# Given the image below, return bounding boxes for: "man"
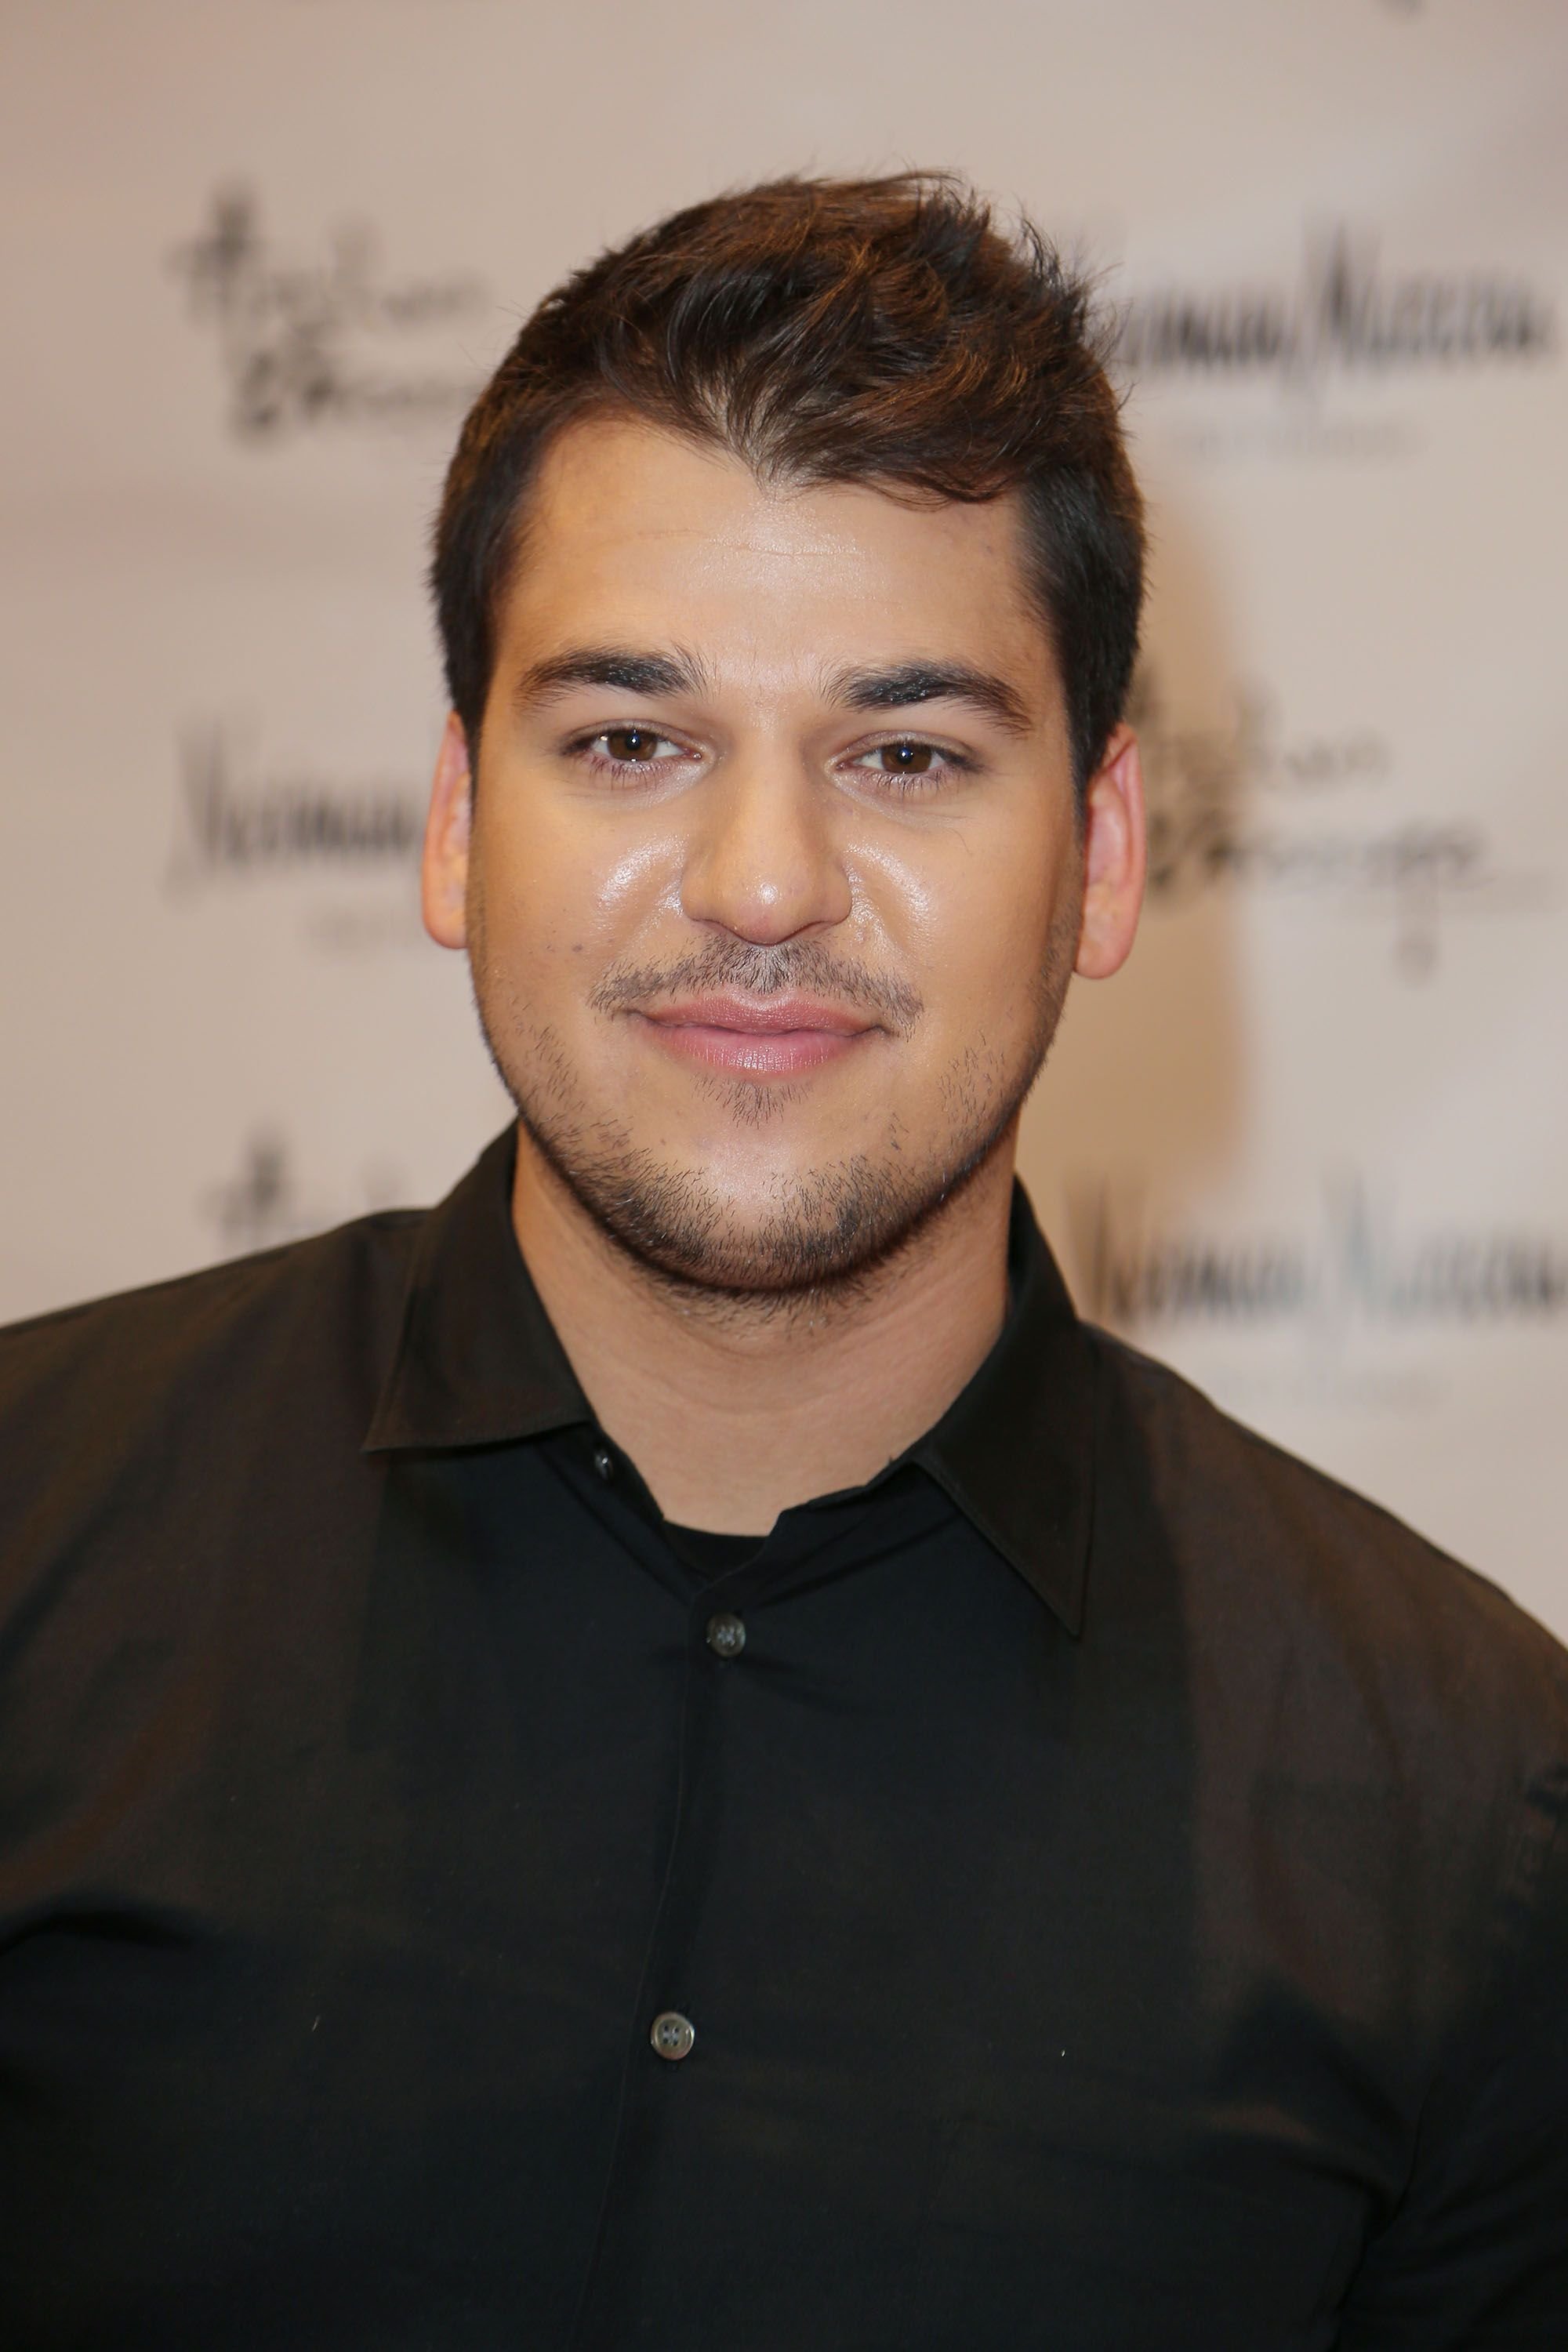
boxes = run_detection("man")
[0,176,1563,2350]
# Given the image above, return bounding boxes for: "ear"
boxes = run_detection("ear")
[1074,723,1146,981]
[422,713,474,951]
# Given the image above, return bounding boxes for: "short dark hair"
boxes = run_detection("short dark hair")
[432,172,1145,794]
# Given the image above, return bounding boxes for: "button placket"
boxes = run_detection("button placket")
[575,1579,758,2336]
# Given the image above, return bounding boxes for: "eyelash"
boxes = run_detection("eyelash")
[565,729,976,793]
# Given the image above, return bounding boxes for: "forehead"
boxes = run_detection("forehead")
[496,413,1053,698]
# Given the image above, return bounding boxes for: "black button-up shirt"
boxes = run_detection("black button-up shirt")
[1,1130,1565,2350]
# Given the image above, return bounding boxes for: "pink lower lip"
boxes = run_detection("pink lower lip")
[638,1018,871,1076]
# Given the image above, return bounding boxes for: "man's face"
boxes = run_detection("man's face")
[426,414,1138,1294]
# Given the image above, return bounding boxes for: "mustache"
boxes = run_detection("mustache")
[588,937,924,1036]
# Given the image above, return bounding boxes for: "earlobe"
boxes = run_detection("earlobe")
[1074,724,1147,982]
[422,713,474,952]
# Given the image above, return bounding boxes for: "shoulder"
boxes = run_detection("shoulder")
[1083,1327,1568,2037]
[0,1208,428,1499]
[1085,1321,1568,1824]
[0,1205,428,1377]
[1086,1319,1568,1702]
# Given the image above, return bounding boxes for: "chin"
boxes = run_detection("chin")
[492,996,1037,1304]
[541,1115,997,1304]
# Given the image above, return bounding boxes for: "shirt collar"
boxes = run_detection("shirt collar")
[365,1127,1097,1635]
[362,1129,591,1452]
[909,1181,1098,1635]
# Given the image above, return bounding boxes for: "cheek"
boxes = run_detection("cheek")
[851,827,1069,1025]
[477,800,681,969]
[847,836,943,951]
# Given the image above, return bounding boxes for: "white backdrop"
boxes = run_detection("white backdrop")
[2,0,1565,1632]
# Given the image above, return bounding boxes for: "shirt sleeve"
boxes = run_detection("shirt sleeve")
[1337,1762,1568,2349]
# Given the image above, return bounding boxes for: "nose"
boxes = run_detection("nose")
[679,756,853,945]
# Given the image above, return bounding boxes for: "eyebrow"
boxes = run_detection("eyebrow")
[510,646,1034,737]
[825,660,1033,737]
[510,647,706,711]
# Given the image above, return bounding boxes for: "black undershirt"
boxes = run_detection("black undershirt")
[661,1522,765,1578]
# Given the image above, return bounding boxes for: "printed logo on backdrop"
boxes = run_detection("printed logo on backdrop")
[169,189,490,439]
[202,1132,407,1255]
[1065,1176,1568,1411]
[1131,669,1554,978]
[168,717,427,954]
[1111,227,1557,461]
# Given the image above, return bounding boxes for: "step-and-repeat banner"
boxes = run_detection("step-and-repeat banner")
[3,0,1564,1632]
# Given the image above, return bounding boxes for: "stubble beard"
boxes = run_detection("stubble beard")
[470,913,1079,1308]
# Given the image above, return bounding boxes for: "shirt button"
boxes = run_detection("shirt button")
[591,1444,615,1483]
[706,1612,746,1659]
[649,2009,696,2061]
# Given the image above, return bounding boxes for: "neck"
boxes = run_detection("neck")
[510,1132,1017,1534]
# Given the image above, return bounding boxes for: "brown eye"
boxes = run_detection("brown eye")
[848,738,967,788]
[604,727,662,763]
